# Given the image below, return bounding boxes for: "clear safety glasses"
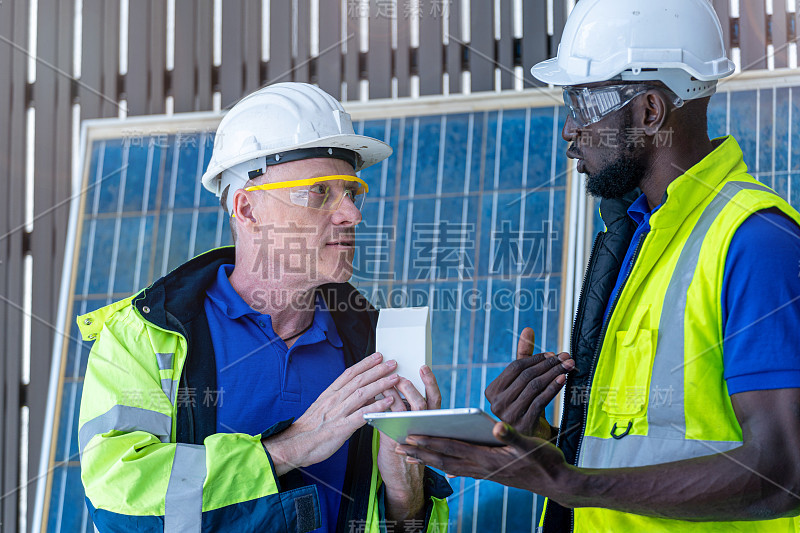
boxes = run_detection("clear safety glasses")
[563,84,684,128]
[244,175,369,211]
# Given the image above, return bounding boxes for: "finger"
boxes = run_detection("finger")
[493,421,535,451]
[395,378,427,411]
[337,358,398,398]
[349,395,395,428]
[516,327,536,360]
[420,365,442,410]
[405,435,494,459]
[506,358,571,415]
[516,376,567,434]
[504,353,571,404]
[485,351,551,399]
[341,373,401,414]
[329,352,383,391]
[488,353,563,416]
[384,387,406,412]
[397,443,476,475]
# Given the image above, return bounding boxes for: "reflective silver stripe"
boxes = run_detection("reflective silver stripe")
[648,180,775,439]
[156,352,174,371]
[580,181,776,469]
[579,435,741,468]
[161,378,177,405]
[78,405,172,454]
[165,444,206,532]
[156,353,176,404]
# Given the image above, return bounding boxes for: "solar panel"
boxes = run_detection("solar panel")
[45,83,800,531]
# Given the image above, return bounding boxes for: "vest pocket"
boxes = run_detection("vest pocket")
[600,310,657,420]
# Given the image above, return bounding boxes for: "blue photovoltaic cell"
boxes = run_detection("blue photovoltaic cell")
[773,88,791,198]
[757,88,774,185]
[730,90,758,169]
[707,91,729,140]
[48,85,800,532]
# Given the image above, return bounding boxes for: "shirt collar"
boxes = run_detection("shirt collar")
[312,293,344,348]
[205,264,259,320]
[627,193,660,227]
[206,265,343,348]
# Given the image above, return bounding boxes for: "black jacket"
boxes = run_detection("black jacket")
[132,246,451,532]
[542,192,639,533]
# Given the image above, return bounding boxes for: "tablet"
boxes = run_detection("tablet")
[364,408,504,447]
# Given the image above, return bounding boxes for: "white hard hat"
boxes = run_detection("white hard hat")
[531,0,735,99]
[202,82,392,213]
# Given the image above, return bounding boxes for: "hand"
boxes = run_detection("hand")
[398,422,570,498]
[378,365,442,523]
[484,327,573,438]
[263,352,400,475]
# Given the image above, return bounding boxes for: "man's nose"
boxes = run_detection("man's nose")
[562,112,578,142]
[332,195,362,226]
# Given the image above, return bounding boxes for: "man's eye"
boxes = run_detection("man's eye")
[309,184,328,195]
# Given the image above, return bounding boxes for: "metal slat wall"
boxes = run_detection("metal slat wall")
[368,4,392,98]
[741,0,768,70]
[343,1,362,100]
[773,0,790,69]
[29,1,75,532]
[243,0,263,95]
[497,0,514,90]
[267,0,292,89]
[0,0,793,531]
[221,0,246,107]
[317,0,343,98]
[395,7,412,97]
[522,0,547,89]
[0,0,27,530]
[173,0,214,113]
[419,2,443,95]
[446,0,463,94]
[469,1,494,92]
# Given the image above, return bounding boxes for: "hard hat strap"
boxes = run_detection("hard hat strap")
[248,147,361,180]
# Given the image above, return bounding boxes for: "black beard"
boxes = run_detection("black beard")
[584,113,647,199]
[585,154,646,199]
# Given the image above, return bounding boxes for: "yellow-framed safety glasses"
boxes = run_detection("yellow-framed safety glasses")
[244,175,369,211]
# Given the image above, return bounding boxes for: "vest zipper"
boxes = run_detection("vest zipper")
[569,231,646,533]
[556,232,602,451]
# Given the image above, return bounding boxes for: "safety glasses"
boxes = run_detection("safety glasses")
[563,84,684,128]
[244,175,369,211]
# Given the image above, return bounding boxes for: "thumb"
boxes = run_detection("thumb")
[516,327,535,360]
[493,421,527,449]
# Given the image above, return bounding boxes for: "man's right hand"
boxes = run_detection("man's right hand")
[262,352,400,475]
[484,327,574,440]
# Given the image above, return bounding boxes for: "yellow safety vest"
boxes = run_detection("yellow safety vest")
[573,137,800,532]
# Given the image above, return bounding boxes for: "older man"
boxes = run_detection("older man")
[77,83,450,533]
[399,1,800,531]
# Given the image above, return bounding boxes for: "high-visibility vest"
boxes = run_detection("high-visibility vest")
[573,136,800,532]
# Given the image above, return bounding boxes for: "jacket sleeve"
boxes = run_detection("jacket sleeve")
[78,306,320,533]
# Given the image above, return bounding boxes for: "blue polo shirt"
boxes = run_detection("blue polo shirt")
[605,194,800,394]
[204,264,348,532]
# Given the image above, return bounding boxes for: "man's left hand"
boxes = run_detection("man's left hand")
[397,422,570,497]
[377,365,442,525]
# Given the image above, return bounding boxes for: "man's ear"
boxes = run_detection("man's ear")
[641,90,670,136]
[232,188,259,230]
